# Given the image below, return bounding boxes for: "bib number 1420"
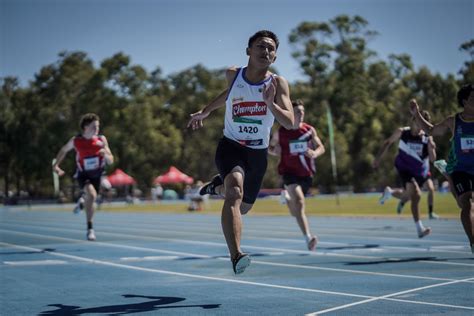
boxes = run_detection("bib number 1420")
[239,126,258,134]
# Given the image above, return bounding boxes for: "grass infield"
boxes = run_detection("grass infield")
[26,192,461,219]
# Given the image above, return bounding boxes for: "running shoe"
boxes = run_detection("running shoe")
[379,186,392,205]
[433,159,447,174]
[199,174,223,196]
[418,227,432,238]
[232,253,251,274]
[73,196,85,214]
[279,190,290,205]
[396,201,405,214]
[87,229,96,241]
[307,235,318,251]
[429,212,440,220]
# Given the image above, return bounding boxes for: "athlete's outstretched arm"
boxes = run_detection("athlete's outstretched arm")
[52,137,75,176]
[263,76,294,129]
[305,127,325,159]
[409,99,454,137]
[372,128,403,169]
[187,68,238,130]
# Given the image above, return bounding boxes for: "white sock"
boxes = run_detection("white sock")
[304,234,312,243]
[415,221,424,233]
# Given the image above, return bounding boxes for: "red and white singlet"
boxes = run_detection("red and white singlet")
[73,135,106,173]
[278,123,316,177]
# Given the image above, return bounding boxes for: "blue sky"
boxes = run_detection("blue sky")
[1,0,472,86]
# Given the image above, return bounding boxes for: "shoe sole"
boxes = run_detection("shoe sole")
[418,228,432,238]
[307,236,318,251]
[234,255,251,274]
[199,183,212,196]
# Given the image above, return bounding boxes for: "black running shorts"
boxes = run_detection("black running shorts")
[450,171,474,196]
[282,174,313,195]
[396,168,428,189]
[75,170,103,193]
[215,137,268,204]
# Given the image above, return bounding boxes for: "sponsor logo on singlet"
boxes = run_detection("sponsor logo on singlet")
[232,102,267,117]
[238,139,264,146]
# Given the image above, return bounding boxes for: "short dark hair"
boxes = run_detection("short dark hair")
[457,84,473,107]
[80,113,99,130]
[248,30,279,49]
[291,99,304,107]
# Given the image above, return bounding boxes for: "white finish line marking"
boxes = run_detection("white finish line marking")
[3,259,67,266]
[120,256,180,262]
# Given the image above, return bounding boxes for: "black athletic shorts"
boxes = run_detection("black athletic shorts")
[215,137,267,204]
[450,171,474,196]
[75,170,103,193]
[282,174,312,195]
[396,168,428,189]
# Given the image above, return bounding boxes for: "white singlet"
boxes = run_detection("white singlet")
[223,67,275,149]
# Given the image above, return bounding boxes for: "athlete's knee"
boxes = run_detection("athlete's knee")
[85,185,97,199]
[294,196,304,208]
[458,193,473,211]
[411,186,421,199]
[225,185,243,202]
[410,193,420,204]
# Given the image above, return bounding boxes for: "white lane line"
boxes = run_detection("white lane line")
[306,276,474,315]
[418,260,474,267]
[2,241,473,312]
[2,222,474,266]
[1,228,472,283]
[3,259,67,266]
[120,256,180,262]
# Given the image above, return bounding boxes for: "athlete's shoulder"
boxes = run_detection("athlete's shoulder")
[73,134,83,141]
[302,122,315,130]
[273,74,289,86]
[225,66,240,85]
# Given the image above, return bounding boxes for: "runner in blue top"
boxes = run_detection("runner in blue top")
[373,111,435,238]
[410,84,474,253]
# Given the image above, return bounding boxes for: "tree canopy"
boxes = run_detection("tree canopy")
[1,15,472,199]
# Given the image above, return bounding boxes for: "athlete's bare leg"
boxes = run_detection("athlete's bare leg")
[286,184,311,237]
[458,192,474,246]
[221,167,245,260]
[83,183,97,224]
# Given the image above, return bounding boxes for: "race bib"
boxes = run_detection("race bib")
[84,157,100,171]
[289,140,308,155]
[407,142,423,156]
[460,136,474,152]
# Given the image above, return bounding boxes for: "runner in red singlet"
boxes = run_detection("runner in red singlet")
[53,113,114,241]
[269,99,325,251]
